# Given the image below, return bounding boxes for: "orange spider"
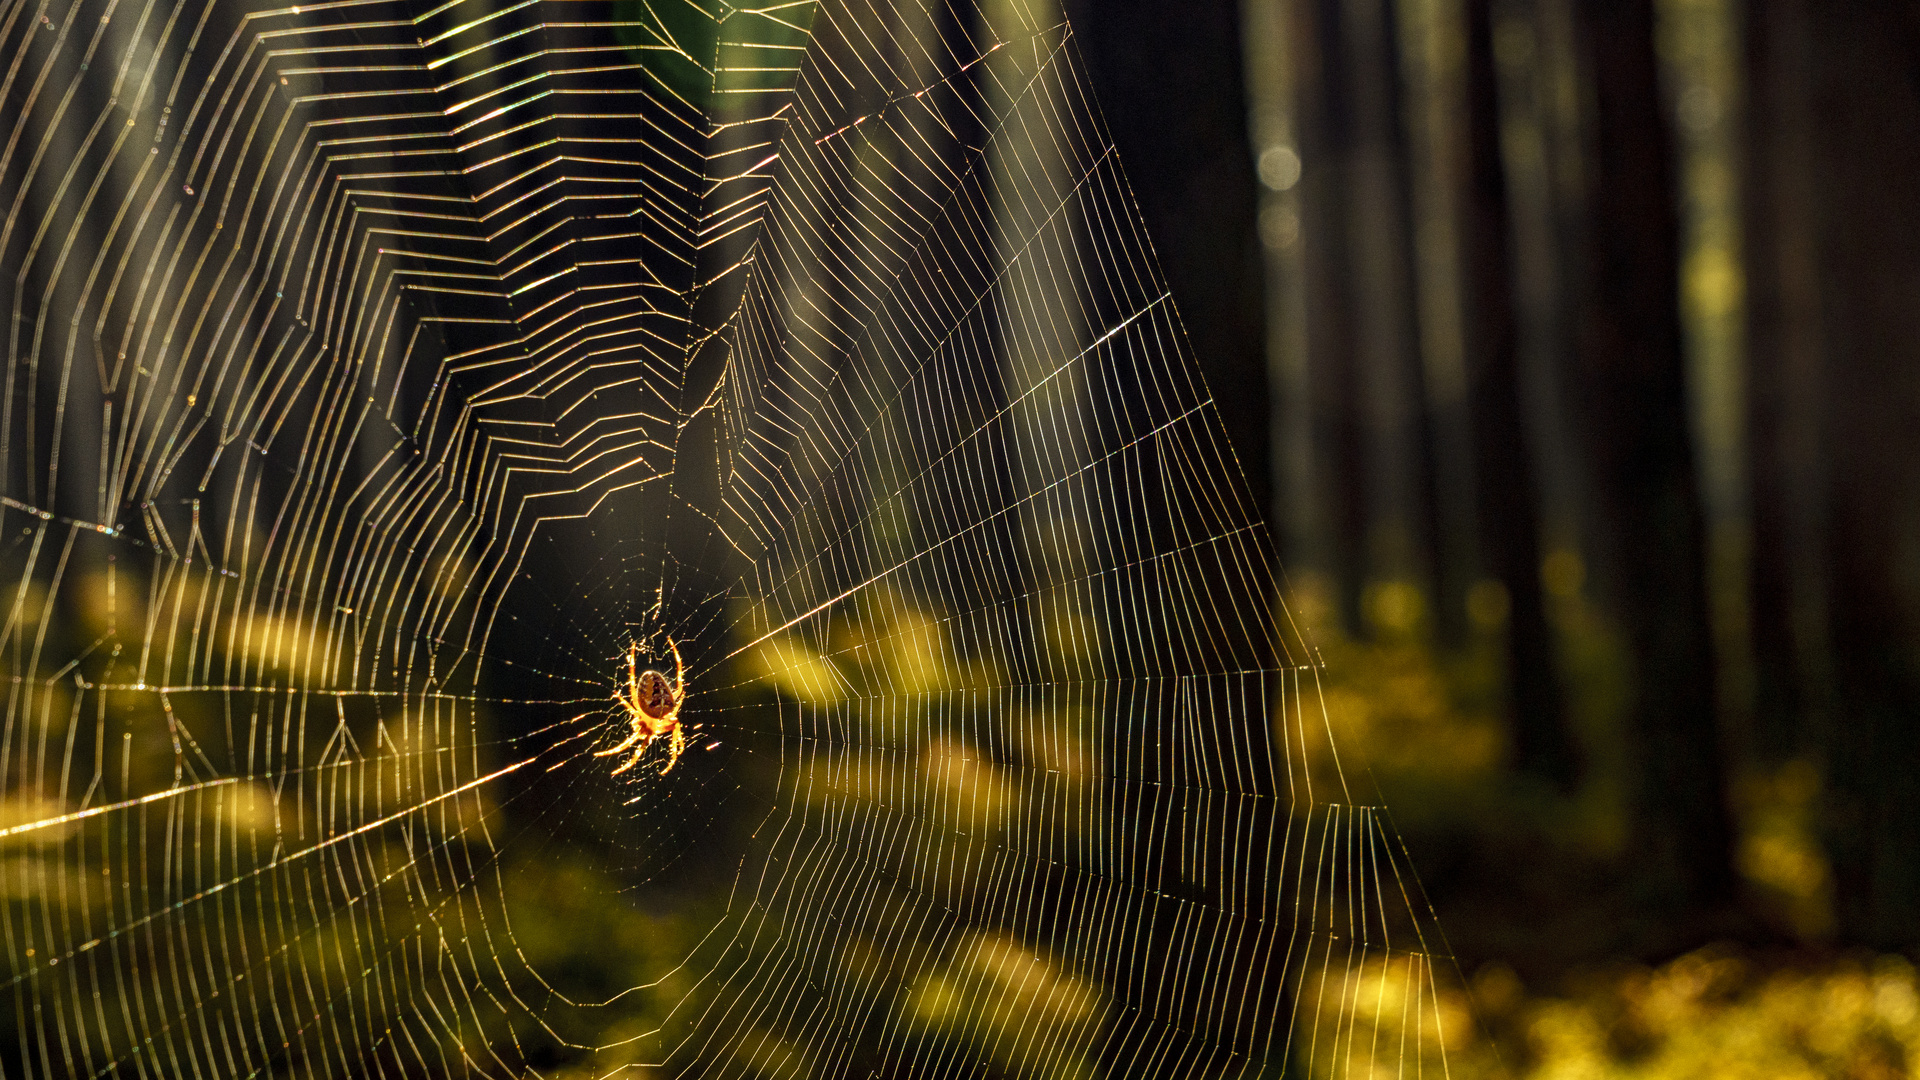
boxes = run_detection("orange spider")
[595,637,687,776]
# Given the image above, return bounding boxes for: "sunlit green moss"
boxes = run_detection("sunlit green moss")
[1733,759,1834,940]
[1290,947,1920,1078]
[748,632,848,706]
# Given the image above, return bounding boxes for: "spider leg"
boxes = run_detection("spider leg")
[659,719,686,775]
[594,727,641,757]
[609,734,651,775]
[668,637,685,700]
[598,646,648,760]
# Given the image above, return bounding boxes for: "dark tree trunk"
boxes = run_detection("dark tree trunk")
[1298,0,1371,634]
[1741,0,1826,767]
[1569,0,1735,916]
[1462,0,1574,789]
[1068,0,1271,530]
[1798,1,1920,951]
[1339,0,1432,618]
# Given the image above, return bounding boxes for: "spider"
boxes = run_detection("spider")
[595,637,688,776]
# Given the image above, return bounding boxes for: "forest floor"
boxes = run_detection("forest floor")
[1293,572,1911,1078]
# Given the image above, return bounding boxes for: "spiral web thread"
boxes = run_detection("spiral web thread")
[0,0,1461,1075]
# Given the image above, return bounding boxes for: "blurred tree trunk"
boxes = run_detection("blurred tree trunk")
[1569,0,1735,916]
[1741,0,1825,768]
[1339,0,1433,616]
[1462,0,1574,788]
[1297,0,1371,633]
[1397,0,1476,647]
[1069,0,1271,529]
[1793,1,1920,951]
[1278,0,1443,635]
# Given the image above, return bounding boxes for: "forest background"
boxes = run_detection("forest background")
[1070,0,1920,1072]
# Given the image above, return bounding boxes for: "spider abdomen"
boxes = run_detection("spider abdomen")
[636,670,675,719]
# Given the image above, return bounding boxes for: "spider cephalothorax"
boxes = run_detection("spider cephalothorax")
[595,637,687,776]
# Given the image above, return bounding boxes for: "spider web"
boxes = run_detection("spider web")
[0,0,1459,1075]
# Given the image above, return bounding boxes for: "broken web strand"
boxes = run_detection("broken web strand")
[0,0,1472,1076]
